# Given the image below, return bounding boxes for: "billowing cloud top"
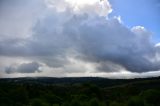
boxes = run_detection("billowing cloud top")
[0,0,160,78]
[45,0,112,16]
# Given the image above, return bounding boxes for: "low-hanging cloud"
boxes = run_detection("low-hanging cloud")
[5,62,41,74]
[1,0,160,76]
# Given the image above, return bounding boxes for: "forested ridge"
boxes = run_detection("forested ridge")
[0,77,160,106]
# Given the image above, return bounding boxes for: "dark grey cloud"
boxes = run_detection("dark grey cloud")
[0,0,160,75]
[0,37,28,56]
[5,62,41,74]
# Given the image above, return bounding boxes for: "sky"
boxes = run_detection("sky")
[0,0,160,78]
[110,0,160,42]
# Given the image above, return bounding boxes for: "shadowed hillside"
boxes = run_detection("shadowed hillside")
[0,77,160,106]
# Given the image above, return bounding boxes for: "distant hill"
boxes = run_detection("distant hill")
[0,77,160,88]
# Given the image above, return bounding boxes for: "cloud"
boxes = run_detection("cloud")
[0,0,160,77]
[0,0,46,39]
[5,62,41,74]
[29,11,160,73]
[45,0,112,16]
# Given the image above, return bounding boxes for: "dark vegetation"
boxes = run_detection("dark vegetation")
[0,77,160,106]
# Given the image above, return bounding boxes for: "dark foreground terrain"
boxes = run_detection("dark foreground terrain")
[0,77,160,106]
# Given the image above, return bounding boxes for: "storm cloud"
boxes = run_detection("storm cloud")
[5,62,41,74]
[0,0,160,77]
